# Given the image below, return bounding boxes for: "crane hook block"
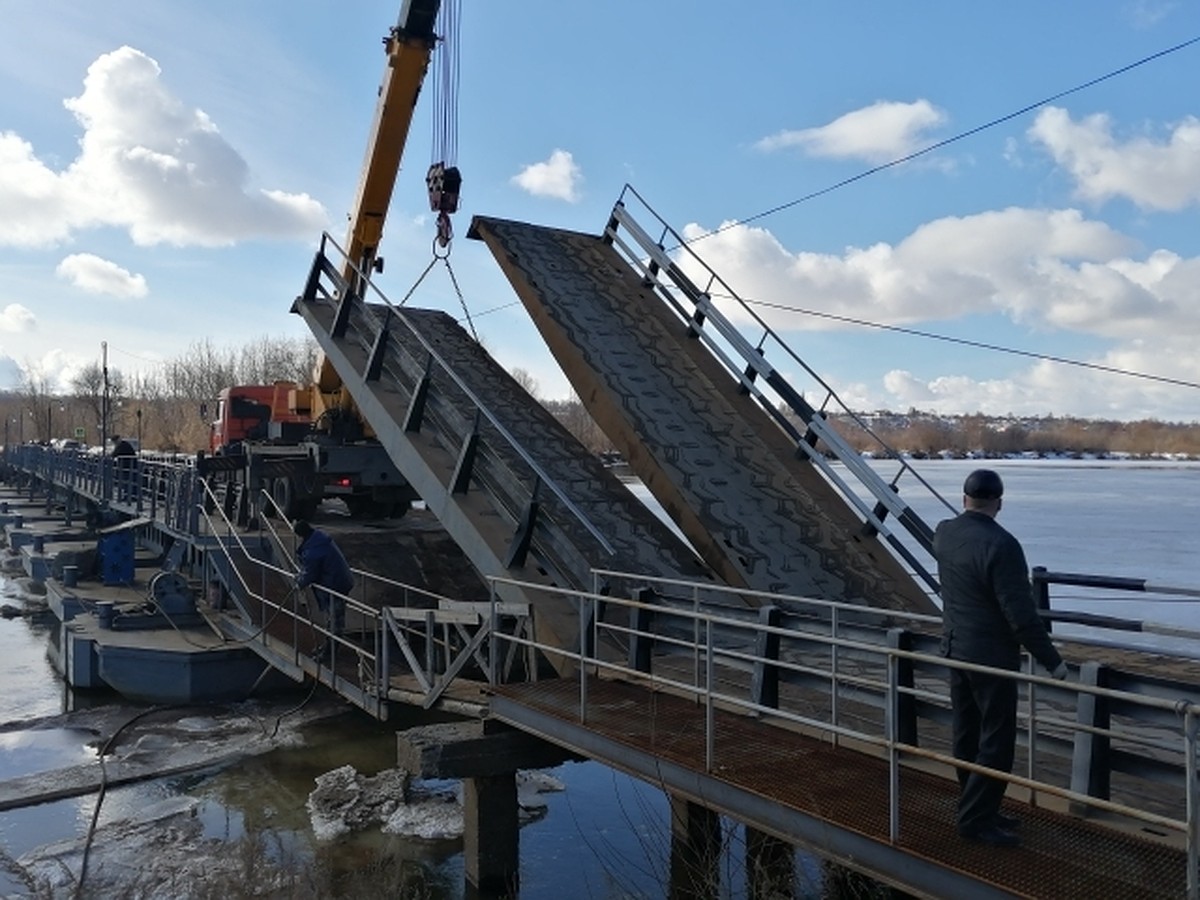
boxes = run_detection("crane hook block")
[426,162,463,214]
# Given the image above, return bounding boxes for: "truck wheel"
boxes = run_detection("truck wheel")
[343,495,371,518]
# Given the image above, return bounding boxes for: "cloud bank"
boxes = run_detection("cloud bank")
[0,46,327,250]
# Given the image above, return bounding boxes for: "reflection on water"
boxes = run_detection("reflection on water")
[0,728,96,780]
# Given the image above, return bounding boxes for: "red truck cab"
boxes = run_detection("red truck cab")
[209,384,312,455]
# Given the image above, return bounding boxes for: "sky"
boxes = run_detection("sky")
[1,0,1198,422]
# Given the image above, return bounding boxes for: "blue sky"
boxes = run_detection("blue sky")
[1,0,1198,422]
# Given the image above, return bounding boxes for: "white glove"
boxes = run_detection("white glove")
[1051,662,1069,680]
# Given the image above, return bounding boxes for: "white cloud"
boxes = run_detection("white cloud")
[756,100,948,164]
[0,132,74,248]
[0,46,328,250]
[0,352,24,390]
[867,341,1200,420]
[1125,0,1179,28]
[56,253,148,298]
[510,149,583,202]
[677,209,1200,419]
[0,304,36,333]
[678,207,1189,338]
[1028,106,1200,212]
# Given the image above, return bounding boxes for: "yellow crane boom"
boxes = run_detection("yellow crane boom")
[317,0,443,394]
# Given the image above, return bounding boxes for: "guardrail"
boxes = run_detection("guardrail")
[3,443,203,534]
[1035,567,1200,654]
[197,478,524,717]
[301,232,618,580]
[488,571,1199,897]
[606,186,955,590]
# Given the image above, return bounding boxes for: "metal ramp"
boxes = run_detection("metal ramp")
[469,192,942,615]
[291,234,710,664]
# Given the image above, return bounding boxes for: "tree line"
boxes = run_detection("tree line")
[2,340,1196,459]
[825,410,1200,459]
[2,336,319,452]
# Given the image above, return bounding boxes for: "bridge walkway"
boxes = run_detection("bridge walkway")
[490,675,1184,900]
[482,574,1195,899]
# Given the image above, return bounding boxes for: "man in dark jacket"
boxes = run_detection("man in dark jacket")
[293,520,355,654]
[933,468,1068,847]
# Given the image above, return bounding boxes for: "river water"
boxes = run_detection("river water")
[0,459,1196,898]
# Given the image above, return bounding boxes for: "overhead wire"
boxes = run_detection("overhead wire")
[443,38,1200,391]
[665,36,1200,394]
[737,294,1200,391]
[689,35,1200,241]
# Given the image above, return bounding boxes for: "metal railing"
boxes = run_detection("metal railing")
[604,186,957,591]
[489,571,1199,897]
[197,477,514,716]
[1035,567,1200,656]
[300,233,618,578]
[3,443,203,533]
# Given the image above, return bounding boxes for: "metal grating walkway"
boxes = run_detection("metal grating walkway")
[489,678,1187,899]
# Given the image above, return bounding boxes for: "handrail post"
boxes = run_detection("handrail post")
[1027,654,1038,801]
[579,593,589,724]
[488,581,498,686]
[1186,708,1198,900]
[705,618,714,773]
[887,651,900,842]
[830,606,840,747]
[379,611,390,712]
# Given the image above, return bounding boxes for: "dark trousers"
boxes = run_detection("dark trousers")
[950,665,1018,833]
[312,588,345,635]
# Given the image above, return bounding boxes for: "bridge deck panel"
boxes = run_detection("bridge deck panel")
[490,678,1186,899]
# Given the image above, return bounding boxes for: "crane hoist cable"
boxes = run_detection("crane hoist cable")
[396,248,479,342]
[426,0,462,248]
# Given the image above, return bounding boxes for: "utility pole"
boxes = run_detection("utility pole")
[101,341,111,500]
[101,340,109,447]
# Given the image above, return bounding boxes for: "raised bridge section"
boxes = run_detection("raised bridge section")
[292,236,709,663]
[468,201,938,615]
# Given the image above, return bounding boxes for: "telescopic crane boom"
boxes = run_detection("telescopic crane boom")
[317,0,443,394]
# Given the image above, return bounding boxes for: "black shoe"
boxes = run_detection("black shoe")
[960,824,1021,847]
[994,812,1022,830]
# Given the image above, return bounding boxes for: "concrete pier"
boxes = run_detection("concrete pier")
[395,720,579,895]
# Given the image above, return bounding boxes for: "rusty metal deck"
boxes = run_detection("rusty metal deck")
[488,678,1186,899]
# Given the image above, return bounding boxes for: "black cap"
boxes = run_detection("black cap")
[963,468,1004,500]
[293,519,313,538]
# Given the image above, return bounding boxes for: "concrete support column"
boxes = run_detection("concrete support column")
[668,795,721,900]
[462,772,519,895]
[745,827,794,899]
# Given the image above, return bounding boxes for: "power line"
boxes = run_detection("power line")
[693,35,1200,240]
[741,294,1200,391]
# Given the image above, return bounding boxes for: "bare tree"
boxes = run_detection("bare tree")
[509,367,540,399]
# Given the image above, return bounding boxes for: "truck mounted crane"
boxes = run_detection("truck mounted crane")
[207,1,454,520]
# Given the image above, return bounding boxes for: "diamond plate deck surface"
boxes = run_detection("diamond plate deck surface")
[491,678,1187,899]
[470,216,934,614]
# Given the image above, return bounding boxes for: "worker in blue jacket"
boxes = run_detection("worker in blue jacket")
[933,468,1068,848]
[293,520,355,656]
